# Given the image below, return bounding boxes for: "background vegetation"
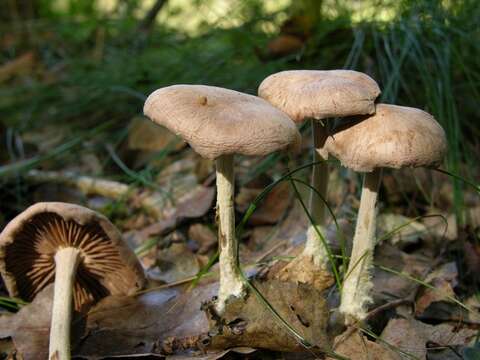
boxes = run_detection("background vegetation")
[1,0,478,220]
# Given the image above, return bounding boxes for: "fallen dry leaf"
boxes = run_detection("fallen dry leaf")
[330,331,401,360]
[126,186,215,246]
[0,285,55,360]
[0,279,333,358]
[371,243,432,305]
[381,317,477,359]
[188,223,217,255]
[422,209,457,242]
[127,116,185,153]
[0,52,36,82]
[248,181,292,226]
[378,213,427,248]
[205,279,330,353]
[150,242,201,283]
[466,206,480,228]
[415,262,458,316]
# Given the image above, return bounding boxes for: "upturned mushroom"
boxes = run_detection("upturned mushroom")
[144,85,300,312]
[258,70,380,271]
[325,104,447,322]
[0,202,146,360]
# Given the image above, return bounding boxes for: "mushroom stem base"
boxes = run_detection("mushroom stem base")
[340,169,382,323]
[215,155,245,314]
[49,247,81,360]
[301,120,329,268]
[303,225,329,269]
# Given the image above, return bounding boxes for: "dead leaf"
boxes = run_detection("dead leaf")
[422,209,457,242]
[330,331,401,360]
[126,186,215,245]
[0,52,36,82]
[166,347,255,359]
[463,241,480,277]
[205,279,330,353]
[372,243,432,305]
[188,223,217,254]
[0,285,54,360]
[235,188,263,213]
[415,262,458,316]
[0,337,16,360]
[466,206,480,228]
[150,243,200,283]
[127,116,185,152]
[0,279,332,358]
[381,317,477,359]
[378,213,427,248]
[248,182,292,226]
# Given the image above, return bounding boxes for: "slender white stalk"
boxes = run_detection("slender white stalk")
[302,120,330,267]
[215,154,245,313]
[49,247,81,360]
[340,168,382,322]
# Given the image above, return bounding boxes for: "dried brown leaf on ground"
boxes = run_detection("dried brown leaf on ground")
[371,243,432,305]
[149,242,201,283]
[125,186,215,247]
[205,279,331,353]
[127,116,186,152]
[0,337,16,359]
[0,52,36,82]
[0,285,54,359]
[378,213,427,248]
[415,262,458,316]
[466,206,480,228]
[248,182,292,226]
[381,317,477,359]
[463,238,480,279]
[329,331,401,360]
[0,279,332,358]
[166,347,256,359]
[422,209,457,242]
[188,223,217,255]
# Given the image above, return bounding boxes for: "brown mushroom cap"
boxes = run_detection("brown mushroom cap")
[0,202,146,311]
[143,85,301,160]
[258,70,381,122]
[325,104,448,172]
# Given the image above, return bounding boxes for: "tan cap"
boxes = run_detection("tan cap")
[325,104,447,172]
[144,85,301,160]
[258,70,381,122]
[0,202,146,311]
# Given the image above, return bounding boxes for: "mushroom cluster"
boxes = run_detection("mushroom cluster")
[258,70,447,324]
[142,77,447,324]
[0,68,448,359]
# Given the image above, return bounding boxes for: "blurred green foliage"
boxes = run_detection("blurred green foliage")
[0,0,479,220]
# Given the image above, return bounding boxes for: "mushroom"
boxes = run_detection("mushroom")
[258,70,380,269]
[144,85,300,312]
[325,104,447,322]
[0,202,146,360]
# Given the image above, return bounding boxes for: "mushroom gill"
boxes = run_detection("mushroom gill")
[5,212,124,310]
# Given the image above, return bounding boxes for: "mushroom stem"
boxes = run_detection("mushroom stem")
[340,168,382,323]
[303,120,329,267]
[215,154,245,313]
[49,247,81,360]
